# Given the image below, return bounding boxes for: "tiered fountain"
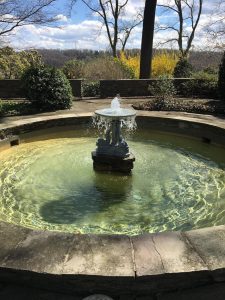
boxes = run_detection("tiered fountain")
[92,95,136,173]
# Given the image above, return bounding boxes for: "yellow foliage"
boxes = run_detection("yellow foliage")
[152,52,179,78]
[119,51,140,78]
[118,51,179,78]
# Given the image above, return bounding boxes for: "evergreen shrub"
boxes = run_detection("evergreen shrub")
[22,66,73,111]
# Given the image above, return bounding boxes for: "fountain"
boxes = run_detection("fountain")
[92,95,136,173]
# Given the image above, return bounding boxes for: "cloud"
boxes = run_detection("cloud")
[54,14,68,22]
[6,0,225,51]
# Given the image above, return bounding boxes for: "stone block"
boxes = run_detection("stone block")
[92,151,135,173]
[132,232,207,277]
[185,226,225,280]
[0,222,31,263]
[63,234,134,277]
[1,230,75,274]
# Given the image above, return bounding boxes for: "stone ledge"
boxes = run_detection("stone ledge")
[0,220,223,295]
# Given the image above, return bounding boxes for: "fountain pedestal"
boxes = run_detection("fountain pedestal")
[92,151,135,173]
[92,96,136,173]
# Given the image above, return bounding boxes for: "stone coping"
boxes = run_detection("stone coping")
[1,112,225,297]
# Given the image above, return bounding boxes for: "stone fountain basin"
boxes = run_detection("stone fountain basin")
[1,112,225,298]
[95,108,136,118]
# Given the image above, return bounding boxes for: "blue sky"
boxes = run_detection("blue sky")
[6,0,225,51]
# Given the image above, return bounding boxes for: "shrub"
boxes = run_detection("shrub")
[173,58,193,78]
[133,99,218,114]
[178,71,218,99]
[61,59,84,79]
[218,51,225,101]
[148,75,176,102]
[83,56,135,80]
[118,51,179,78]
[0,100,36,116]
[152,51,179,78]
[118,51,139,78]
[22,66,73,111]
[82,81,100,97]
[0,47,43,79]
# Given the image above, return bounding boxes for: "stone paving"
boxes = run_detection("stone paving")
[1,99,225,299]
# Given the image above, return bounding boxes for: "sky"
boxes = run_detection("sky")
[5,0,225,51]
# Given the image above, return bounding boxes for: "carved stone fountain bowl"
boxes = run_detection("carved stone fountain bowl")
[95,108,136,119]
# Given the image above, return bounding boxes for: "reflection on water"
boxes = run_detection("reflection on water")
[0,128,225,235]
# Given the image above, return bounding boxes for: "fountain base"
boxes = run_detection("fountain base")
[92,151,135,173]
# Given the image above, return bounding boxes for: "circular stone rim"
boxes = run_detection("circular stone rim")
[0,112,225,295]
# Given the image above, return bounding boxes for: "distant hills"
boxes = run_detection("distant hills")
[37,48,223,71]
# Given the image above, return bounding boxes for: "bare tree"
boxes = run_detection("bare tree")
[140,0,157,79]
[79,0,143,57]
[156,0,203,57]
[0,0,59,37]
[205,0,225,48]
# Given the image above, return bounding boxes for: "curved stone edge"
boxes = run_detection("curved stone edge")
[1,112,225,296]
[0,220,225,296]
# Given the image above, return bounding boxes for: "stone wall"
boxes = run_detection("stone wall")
[99,78,199,98]
[0,79,82,98]
[69,80,82,98]
[0,80,24,98]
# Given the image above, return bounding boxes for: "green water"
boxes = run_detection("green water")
[1,128,225,235]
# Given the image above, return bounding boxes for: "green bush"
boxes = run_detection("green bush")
[82,81,100,97]
[178,71,218,99]
[61,59,84,79]
[133,99,218,114]
[173,58,193,78]
[22,66,73,111]
[0,100,37,117]
[218,51,225,100]
[148,75,176,102]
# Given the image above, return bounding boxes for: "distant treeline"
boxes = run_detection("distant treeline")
[37,48,223,71]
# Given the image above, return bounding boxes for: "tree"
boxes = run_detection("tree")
[79,0,143,57]
[0,0,59,37]
[139,0,157,79]
[61,59,84,79]
[173,57,193,78]
[0,46,43,79]
[156,0,203,58]
[205,0,225,48]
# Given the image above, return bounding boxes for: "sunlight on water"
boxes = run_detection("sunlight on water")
[0,128,225,235]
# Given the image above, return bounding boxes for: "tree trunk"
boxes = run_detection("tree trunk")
[139,0,157,79]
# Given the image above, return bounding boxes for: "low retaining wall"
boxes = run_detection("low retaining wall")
[99,78,213,98]
[0,79,82,98]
